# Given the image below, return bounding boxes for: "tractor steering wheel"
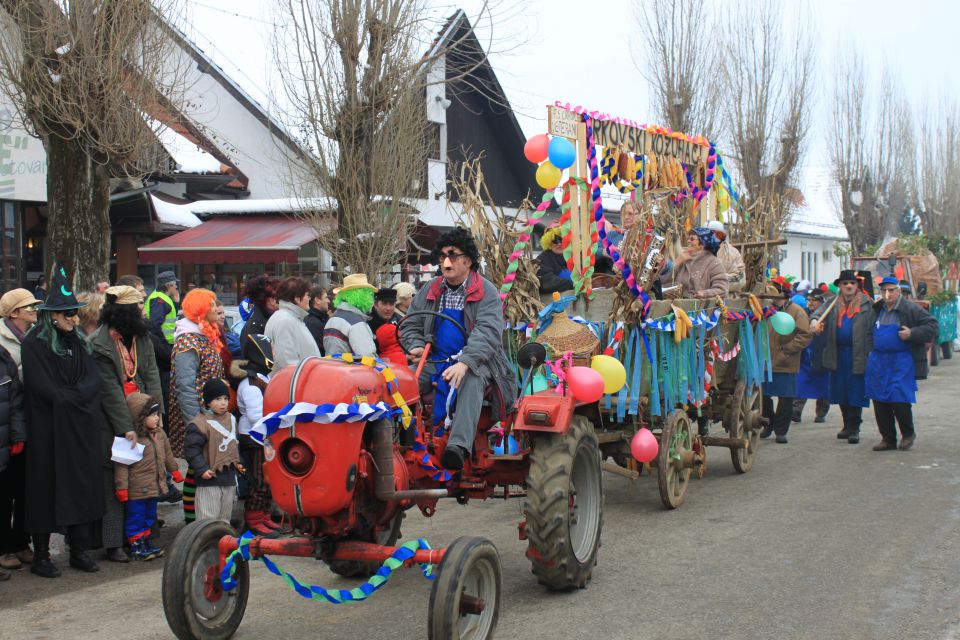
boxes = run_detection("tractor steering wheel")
[397,310,469,365]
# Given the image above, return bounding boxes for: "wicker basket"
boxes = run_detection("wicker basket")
[662,284,684,300]
[537,312,599,366]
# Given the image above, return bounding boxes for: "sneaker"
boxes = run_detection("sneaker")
[898,435,915,451]
[0,553,22,570]
[130,540,157,561]
[775,434,788,444]
[143,537,164,559]
[160,487,183,504]
[872,440,897,451]
[836,430,851,439]
[847,434,860,444]
[814,416,826,424]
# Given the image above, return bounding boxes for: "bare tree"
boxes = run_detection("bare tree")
[831,49,919,254]
[634,0,720,138]
[721,0,815,237]
[0,0,185,289]
[917,97,960,238]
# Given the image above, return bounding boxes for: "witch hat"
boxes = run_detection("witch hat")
[38,263,87,311]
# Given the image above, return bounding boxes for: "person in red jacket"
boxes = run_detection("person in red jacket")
[368,288,407,368]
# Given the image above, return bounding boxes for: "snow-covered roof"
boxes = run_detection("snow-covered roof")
[787,165,849,241]
[149,194,336,228]
[157,128,223,174]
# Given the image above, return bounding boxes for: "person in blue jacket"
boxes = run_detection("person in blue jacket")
[865,277,938,451]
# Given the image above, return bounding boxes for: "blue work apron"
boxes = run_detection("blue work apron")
[866,322,917,404]
[432,309,467,431]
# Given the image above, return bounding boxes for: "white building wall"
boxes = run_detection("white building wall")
[0,100,48,202]
[781,234,848,286]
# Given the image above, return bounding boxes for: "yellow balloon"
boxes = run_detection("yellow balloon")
[536,161,562,190]
[590,354,627,395]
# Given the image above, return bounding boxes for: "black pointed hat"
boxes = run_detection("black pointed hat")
[38,263,87,311]
[243,333,275,376]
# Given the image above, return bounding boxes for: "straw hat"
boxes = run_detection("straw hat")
[333,273,377,295]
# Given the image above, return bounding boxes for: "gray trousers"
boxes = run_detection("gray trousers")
[195,485,235,522]
[446,372,486,453]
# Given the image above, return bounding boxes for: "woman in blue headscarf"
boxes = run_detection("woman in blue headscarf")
[660,228,729,299]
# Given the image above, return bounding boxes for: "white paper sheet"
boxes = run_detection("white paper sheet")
[111,436,145,465]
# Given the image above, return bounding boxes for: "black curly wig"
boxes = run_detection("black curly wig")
[243,275,279,310]
[434,227,481,271]
[99,300,148,341]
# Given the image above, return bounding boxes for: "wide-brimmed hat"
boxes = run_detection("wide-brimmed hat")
[104,285,143,305]
[333,273,377,295]
[0,288,42,317]
[833,269,858,286]
[38,264,87,311]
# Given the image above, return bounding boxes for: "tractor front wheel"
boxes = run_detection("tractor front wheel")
[162,520,249,640]
[428,536,501,640]
[523,414,603,590]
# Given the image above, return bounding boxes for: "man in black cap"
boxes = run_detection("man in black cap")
[369,288,399,334]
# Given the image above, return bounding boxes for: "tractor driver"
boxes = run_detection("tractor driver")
[400,228,517,471]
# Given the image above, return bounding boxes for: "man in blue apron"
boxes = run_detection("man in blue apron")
[866,277,938,451]
[400,228,517,470]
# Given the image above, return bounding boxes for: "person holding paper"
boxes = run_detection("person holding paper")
[113,393,182,560]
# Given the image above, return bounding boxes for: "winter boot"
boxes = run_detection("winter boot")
[30,535,61,579]
[244,511,279,538]
[69,543,100,573]
[143,536,164,559]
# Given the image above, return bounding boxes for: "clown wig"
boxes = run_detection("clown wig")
[181,288,222,352]
[334,288,374,315]
[540,225,563,251]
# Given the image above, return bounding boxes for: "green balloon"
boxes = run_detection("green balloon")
[771,311,796,335]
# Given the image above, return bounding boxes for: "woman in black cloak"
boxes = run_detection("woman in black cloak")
[22,265,117,577]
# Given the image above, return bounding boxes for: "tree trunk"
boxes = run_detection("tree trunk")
[43,134,111,291]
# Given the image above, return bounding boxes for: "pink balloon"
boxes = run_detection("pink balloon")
[630,427,658,463]
[567,366,604,403]
[524,134,550,164]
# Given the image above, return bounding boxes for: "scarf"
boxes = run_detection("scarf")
[4,318,25,342]
[838,296,861,328]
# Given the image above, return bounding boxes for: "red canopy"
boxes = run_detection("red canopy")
[139,216,318,264]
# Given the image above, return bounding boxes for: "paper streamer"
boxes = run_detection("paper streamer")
[500,191,556,305]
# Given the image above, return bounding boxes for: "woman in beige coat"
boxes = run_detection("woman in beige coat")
[660,228,729,299]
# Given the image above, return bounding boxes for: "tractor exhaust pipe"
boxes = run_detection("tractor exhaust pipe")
[371,419,449,501]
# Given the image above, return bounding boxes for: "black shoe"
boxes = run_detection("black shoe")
[775,434,788,444]
[847,433,860,444]
[31,557,61,579]
[791,414,801,423]
[441,445,466,470]
[814,416,826,423]
[160,487,183,504]
[898,435,915,450]
[69,550,99,573]
[873,440,897,451]
[836,430,851,439]
[759,427,774,439]
[105,547,130,563]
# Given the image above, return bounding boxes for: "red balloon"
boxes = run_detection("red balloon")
[567,366,604,403]
[630,428,658,463]
[524,134,550,164]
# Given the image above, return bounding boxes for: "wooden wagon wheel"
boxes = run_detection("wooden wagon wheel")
[731,384,762,474]
[657,410,694,509]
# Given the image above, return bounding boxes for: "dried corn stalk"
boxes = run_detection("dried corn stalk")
[449,157,540,325]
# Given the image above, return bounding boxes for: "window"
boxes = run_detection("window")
[801,251,819,284]
[0,201,21,293]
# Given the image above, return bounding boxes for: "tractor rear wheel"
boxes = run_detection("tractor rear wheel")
[428,536,501,640]
[326,511,405,578]
[523,414,603,591]
[162,520,248,640]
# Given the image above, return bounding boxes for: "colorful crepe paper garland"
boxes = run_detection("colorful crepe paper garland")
[221,530,436,602]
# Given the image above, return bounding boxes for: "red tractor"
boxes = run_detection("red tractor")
[162,315,603,640]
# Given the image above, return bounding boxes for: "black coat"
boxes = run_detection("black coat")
[240,306,270,349]
[148,297,174,372]
[22,330,105,532]
[304,308,327,355]
[872,297,939,380]
[0,345,25,473]
[536,250,574,294]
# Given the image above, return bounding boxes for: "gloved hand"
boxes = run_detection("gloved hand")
[171,470,184,483]
[115,490,129,503]
[9,442,23,456]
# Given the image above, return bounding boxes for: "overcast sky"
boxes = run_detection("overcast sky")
[177,0,960,215]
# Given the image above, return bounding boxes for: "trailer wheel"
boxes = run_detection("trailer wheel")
[428,536,501,640]
[657,410,693,509]
[162,520,248,640]
[728,382,762,474]
[326,511,404,578]
[523,415,603,590]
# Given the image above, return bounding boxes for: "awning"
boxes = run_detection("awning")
[139,216,319,264]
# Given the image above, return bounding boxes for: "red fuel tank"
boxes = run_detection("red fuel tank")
[261,357,419,517]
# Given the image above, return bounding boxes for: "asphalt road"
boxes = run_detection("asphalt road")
[3,355,959,640]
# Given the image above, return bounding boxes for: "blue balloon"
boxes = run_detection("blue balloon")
[548,137,576,170]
